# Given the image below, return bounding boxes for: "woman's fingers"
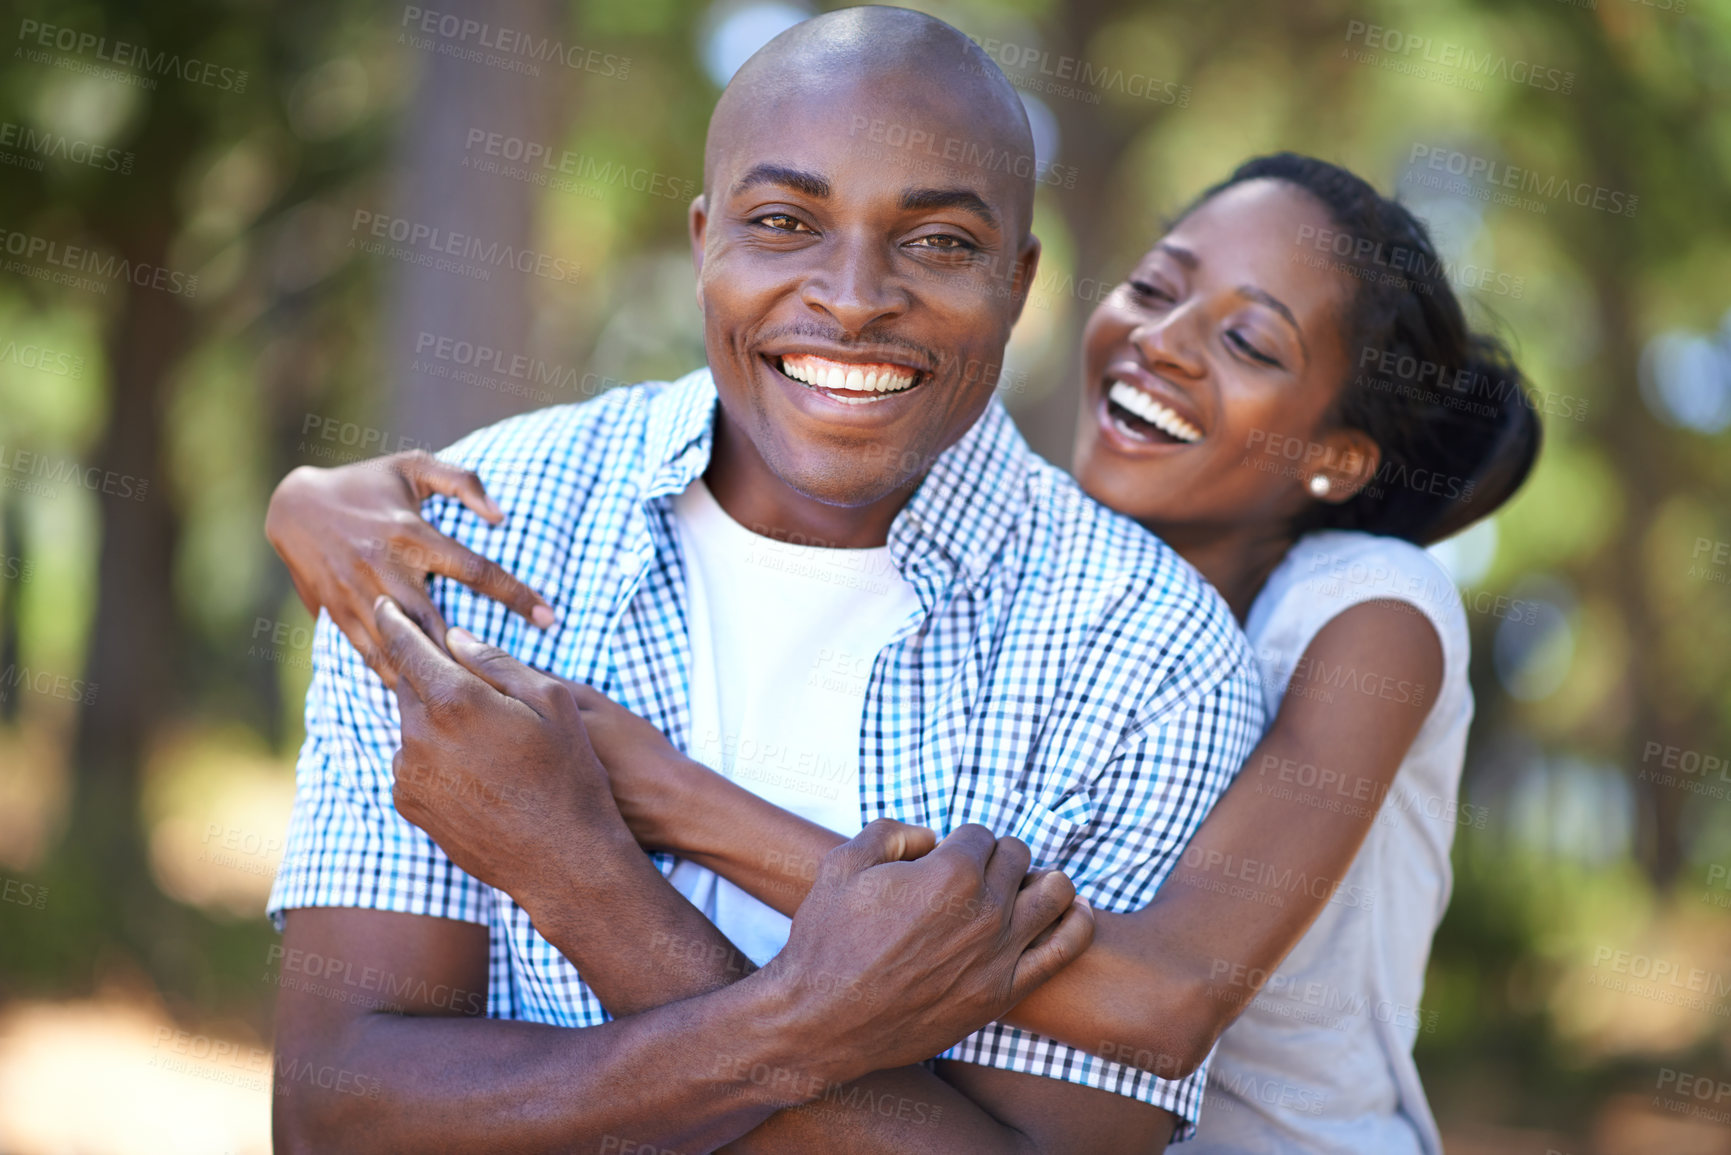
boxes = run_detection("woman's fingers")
[396,451,503,524]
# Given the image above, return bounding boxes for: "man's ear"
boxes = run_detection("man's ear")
[688,194,708,310]
[1006,234,1041,326]
[1309,427,1380,504]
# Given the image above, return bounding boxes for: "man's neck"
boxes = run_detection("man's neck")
[704,414,921,550]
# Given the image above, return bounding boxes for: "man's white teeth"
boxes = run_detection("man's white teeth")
[780,354,917,396]
[1108,380,1202,442]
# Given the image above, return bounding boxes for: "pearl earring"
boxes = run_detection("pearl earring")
[1308,474,1331,497]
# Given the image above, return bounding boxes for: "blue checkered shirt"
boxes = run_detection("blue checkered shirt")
[269,368,1264,1137]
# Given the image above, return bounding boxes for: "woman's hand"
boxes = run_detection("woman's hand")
[562,681,703,852]
[265,451,554,686]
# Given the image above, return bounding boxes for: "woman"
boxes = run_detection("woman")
[267,154,1538,1152]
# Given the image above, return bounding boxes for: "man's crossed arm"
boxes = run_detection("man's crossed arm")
[272,598,1174,1154]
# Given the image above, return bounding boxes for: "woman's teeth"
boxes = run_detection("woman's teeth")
[780,354,918,402]
[1107,380,1202,443]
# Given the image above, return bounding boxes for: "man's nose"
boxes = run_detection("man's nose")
[799,233,909,332]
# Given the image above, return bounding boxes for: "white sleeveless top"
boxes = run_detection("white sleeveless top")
[1188,531,1473,1155]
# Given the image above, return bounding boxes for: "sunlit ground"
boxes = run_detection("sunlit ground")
[0,997,271,1154]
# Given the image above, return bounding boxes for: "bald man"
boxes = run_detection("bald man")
[267,7,1261,1152]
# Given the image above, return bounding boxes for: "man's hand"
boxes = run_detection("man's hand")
[265,452,554,686]
[375,596,632,900]
[764,820,1096,1085]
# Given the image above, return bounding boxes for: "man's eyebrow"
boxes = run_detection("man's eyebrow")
[899,187,999,231]
[730,164,831,199]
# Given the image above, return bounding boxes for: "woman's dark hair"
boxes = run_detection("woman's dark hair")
[1184,152,1542,546]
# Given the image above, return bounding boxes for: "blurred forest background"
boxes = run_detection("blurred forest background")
[0,0,1727,1150]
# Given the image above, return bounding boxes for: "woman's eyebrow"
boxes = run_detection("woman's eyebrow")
[1237,284,1309,362]
[1153,240,1308,361]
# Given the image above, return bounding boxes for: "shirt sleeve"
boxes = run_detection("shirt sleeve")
[267,611,491,931]
[939,659,1266,1141]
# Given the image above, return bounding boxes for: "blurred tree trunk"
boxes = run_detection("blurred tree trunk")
[63,216,196,974]
[387,0,565,449]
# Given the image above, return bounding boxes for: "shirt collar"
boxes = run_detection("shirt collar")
[890,398,1031,589]
[639,367,1032,588]
[640,368,720,499]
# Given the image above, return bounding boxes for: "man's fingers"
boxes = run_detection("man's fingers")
[392,587,451,653]
[1007,868,1078,951]
[982,835,1032,906]
[924,823,998,874]
[445,627,558,712]
[1009,893,1094,1002]
[398,451,503,524]
[820,817,939,882]
[331,608,394,687]
[413,529,556,631]
[373,595,465,696]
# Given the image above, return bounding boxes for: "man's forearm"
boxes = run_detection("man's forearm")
[512,816,1072,1153]
[288,968,817,1155]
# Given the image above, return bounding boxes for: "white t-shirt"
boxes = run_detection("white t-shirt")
[666,479,924,966]
[1189,531,1473,1155]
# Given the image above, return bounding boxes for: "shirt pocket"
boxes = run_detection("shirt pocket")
[1004,789,1094,870]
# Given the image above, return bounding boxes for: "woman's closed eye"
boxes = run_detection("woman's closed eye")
[1128,278,1173,305]
[1227,330,1283,368]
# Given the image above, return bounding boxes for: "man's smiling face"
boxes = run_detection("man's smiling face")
[690,23,1039,518]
